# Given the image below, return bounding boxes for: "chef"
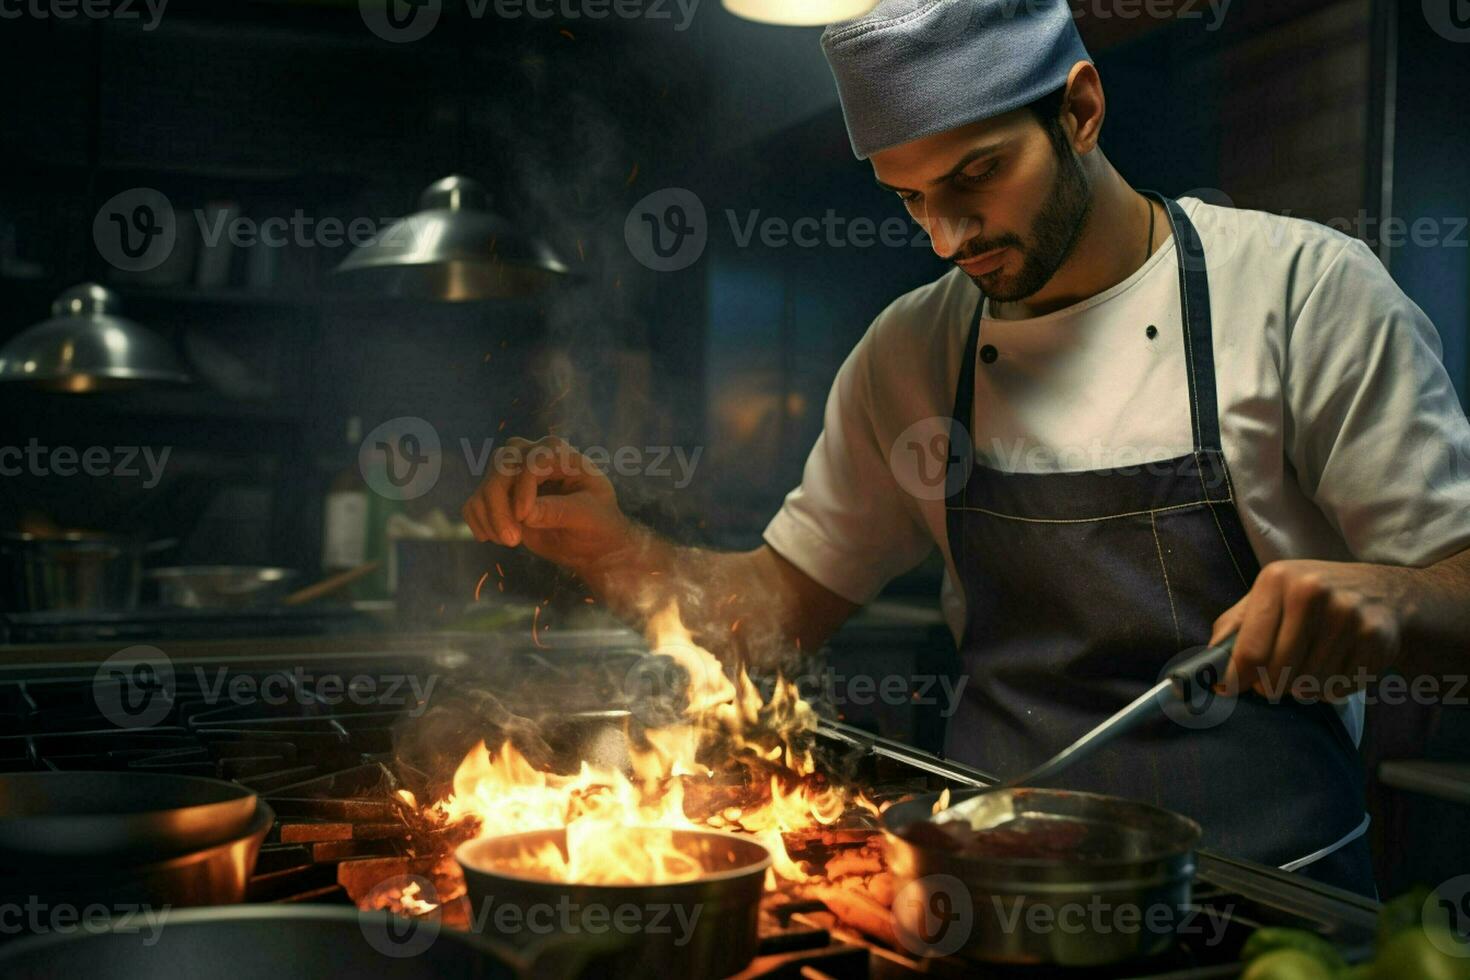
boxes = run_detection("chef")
[464,0,1470,896]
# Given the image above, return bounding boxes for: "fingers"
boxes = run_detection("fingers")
[463,435,601,546]
[1231,563,1286,697]
[1274,571,1327,700]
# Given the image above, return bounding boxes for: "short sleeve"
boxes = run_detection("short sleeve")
[763,321,936,604]
[1285,238,1470,566]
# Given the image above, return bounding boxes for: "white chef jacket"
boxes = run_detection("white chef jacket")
[764,196,1470,746]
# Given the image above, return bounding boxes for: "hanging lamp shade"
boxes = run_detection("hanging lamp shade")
[333,175,570,302]
[721,0,877,26]
[0,283,190,392]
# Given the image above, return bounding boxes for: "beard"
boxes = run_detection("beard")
[954,145,1092,302]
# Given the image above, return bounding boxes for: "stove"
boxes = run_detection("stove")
[0,634,1381,977]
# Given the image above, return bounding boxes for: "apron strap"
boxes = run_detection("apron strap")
[1147,190,1223,454]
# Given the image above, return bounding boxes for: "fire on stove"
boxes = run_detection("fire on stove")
[367,603,906,967]
[0,633,1382,979]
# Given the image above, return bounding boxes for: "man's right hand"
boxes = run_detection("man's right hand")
[461,435,635,572]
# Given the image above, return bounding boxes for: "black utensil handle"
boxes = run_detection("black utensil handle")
[1167,634,1237,699]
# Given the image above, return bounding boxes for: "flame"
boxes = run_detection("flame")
[440,602,869,886]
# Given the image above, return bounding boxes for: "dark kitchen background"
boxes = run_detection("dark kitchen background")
[0,0,1467,894]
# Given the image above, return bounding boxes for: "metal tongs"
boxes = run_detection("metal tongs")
[934,634,1237,823]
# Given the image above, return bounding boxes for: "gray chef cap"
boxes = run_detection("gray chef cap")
[821,0,1092,160]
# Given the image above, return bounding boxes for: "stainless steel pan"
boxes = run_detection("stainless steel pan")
[0,771,258,866]
[0,798,273,910]
[882,787,1201,966]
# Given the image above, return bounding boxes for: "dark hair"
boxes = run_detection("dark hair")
[1025,84,1071,156]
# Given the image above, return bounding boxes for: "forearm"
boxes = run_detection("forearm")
[1394,545,1470,677]
[571,526,806,669]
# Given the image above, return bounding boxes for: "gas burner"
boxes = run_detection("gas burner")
[0,638,1380,977]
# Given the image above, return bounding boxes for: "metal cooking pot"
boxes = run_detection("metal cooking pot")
[882,788,1201,967]
[0,771,259,867]
[148,566,299,609]
[0,531,146,612]
[456,827,770,978]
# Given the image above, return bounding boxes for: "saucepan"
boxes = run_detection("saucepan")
[0,531,176,612]
[456,827,770,978]
[882,787,1201,966]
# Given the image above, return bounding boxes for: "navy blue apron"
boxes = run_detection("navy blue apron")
[942,193,1374,895]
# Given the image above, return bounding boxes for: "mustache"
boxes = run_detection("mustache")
[946,233,1023,263]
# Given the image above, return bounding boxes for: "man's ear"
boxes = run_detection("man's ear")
[1062,61,1105,155]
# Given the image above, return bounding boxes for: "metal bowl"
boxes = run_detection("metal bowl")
[456,827,770,978]
[148,566,299,609]
[882,788,1202,966]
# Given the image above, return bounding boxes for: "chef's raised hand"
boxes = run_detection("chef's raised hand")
[1208,559,1411,703]
[461,435,635,571]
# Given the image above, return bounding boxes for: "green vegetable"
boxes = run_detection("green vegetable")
[1243,927,1346,970]
[1241,949,1337,980]
[1370,926,1470,980]
[1335,963,1375,980]
[1376,886,1441,947]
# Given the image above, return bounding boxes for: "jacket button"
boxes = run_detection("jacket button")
[980,344,998,364]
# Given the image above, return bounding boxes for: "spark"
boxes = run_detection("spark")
[626,162,639,186]
[474,572,490,601]
[560,28,575,40]
[532,606,546,648]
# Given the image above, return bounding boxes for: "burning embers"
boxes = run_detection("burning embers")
[427,603,882,889]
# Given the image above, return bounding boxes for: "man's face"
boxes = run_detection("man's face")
[870,107,1092,302]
